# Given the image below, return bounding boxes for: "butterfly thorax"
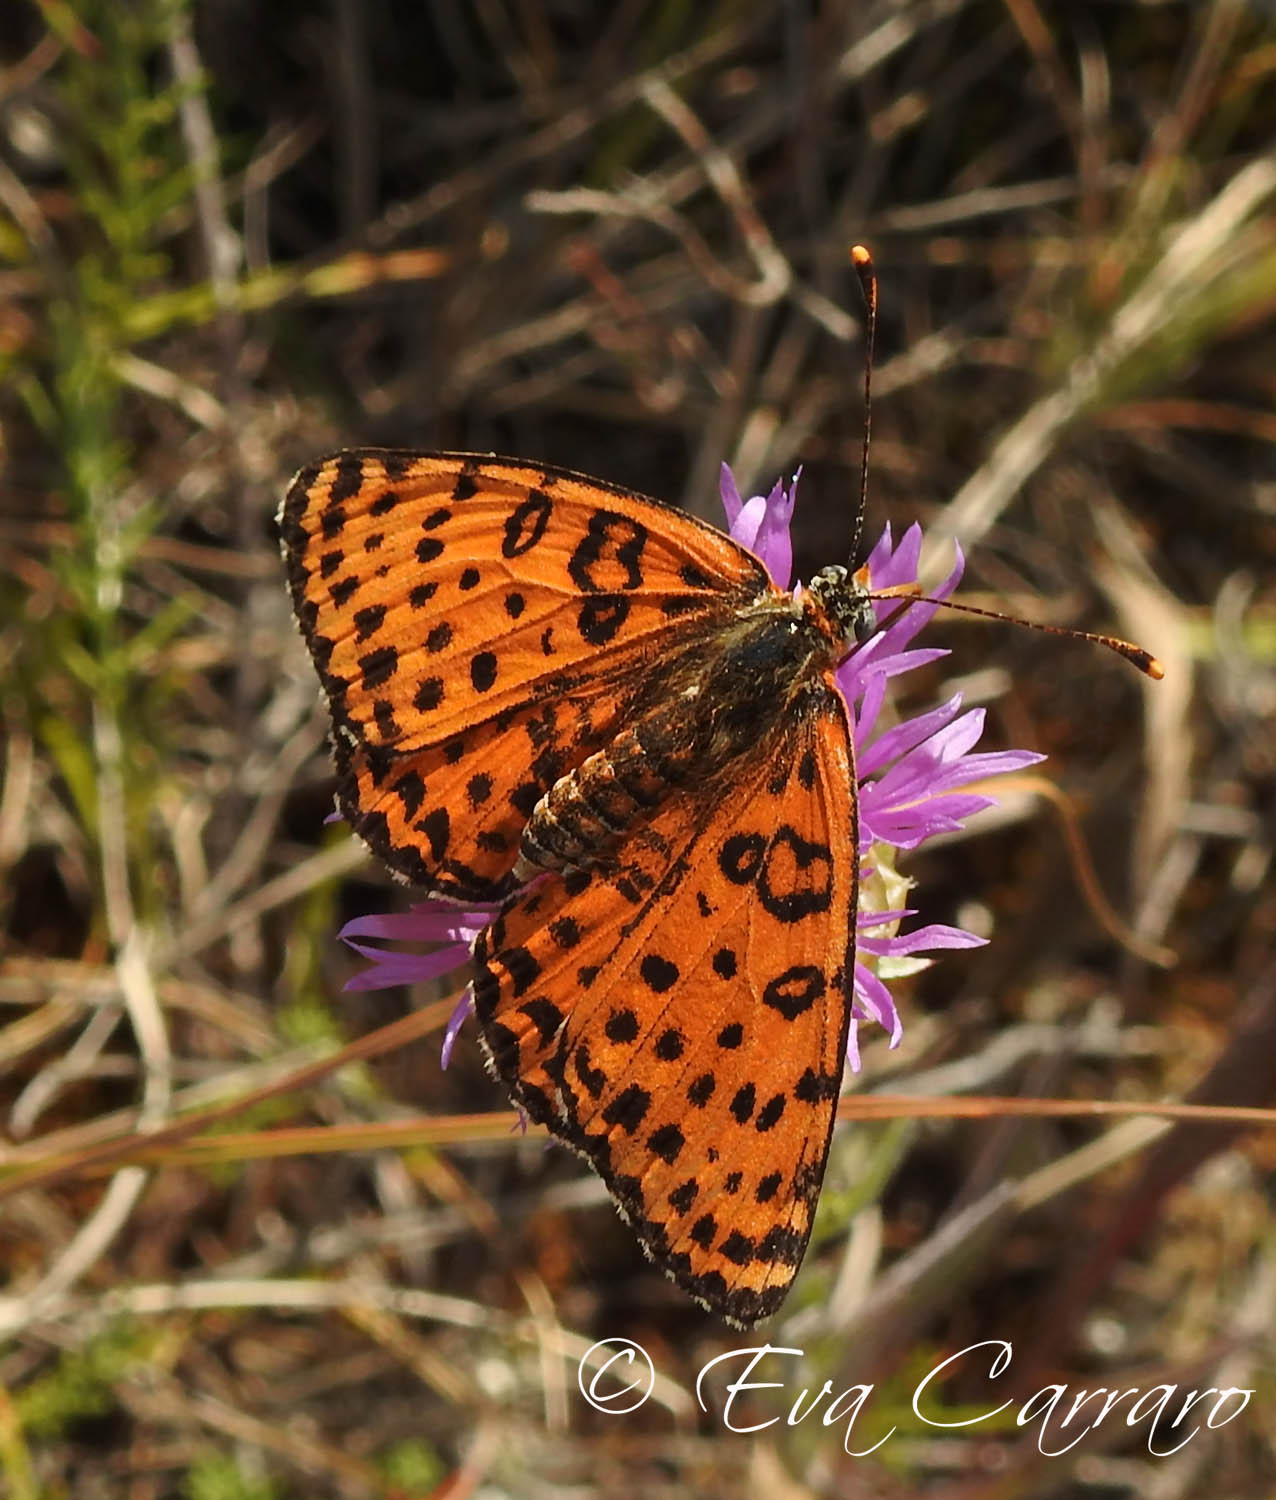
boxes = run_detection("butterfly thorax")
[514,584,856,881]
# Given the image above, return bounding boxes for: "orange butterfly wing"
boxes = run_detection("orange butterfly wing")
[473,693,858,1326]
[280,450,771,897]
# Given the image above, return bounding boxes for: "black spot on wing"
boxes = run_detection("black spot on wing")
[605,1008,639,1043]
[328,453,364,504]
[639,954,679,993]
[451,462,480,500]
[668,1180,699,1214]
[420,807,450,861]
[517,997,564,1048]
[414,678,444,712]
[762,965,825,1020]
[470,652,498,692]
[502,491,553,557]
[602,1084,652,1133]
[647,1123,684,1163]
[687,1072,715,1107]
[359,645,397,689]
[654,1028,685,1061]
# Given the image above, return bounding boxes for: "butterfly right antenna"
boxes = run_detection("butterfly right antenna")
[848,244,877,569]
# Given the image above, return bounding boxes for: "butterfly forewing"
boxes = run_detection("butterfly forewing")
[473,694,858,1325]
[281,450,772,896]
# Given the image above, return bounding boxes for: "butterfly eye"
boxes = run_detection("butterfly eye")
[852,599,879,645]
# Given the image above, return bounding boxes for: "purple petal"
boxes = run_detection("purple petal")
[859,923,987,956]
[719,463,797,587]
[863,796,997,849]
[730,493,770,554]
[852,671,889,750]
[862,538,965,660]
[925,704,987,760]
[338,905,494,945]
[857,695,967,778]
[861,521,896,585]
[341,938,471,991]
[854,646,953,685]
[877,521,922,589]
[838,635,934,705]
[752,476,796,589]
[942,747,1046,781]
[858,907,916,929]
[845,1019,862,1072]
[719,463,744,528]
[853,965,903,1047]
[441,986,475,1069]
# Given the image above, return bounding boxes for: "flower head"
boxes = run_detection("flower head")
[341,466,1042,1072]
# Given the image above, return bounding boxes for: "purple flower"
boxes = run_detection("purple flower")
[340,466,1041,1072]
[719,463,798,590]
[339,904,488,1066]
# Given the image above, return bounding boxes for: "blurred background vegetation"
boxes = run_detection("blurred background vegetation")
[1,1,1275,1496]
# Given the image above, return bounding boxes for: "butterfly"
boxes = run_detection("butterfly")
[278,445,898,1326]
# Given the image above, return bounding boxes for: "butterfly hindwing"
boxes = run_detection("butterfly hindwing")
[473,692,858,1325]
[280,449,774,895]
[331,676,630,897]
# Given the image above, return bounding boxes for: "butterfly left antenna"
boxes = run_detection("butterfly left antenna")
[849,245,876,569]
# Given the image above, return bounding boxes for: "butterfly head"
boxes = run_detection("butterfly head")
[806,564,878,647]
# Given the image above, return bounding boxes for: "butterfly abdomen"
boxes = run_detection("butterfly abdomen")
[515,701,699,879]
